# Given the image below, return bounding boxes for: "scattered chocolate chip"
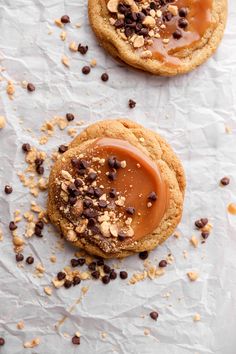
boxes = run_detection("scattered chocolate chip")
[0,338,5,346]
[66,113,75,121]
[109,188,117,198]
[16,253,24,262]
[36,165,44,175]
[87,172,97,182]
[83,208,98,219]
[34,226,43,237]
[179,7,188,17]
[64,279,72,289]
[98,200,107,208]
[36,220,44,230]
[201,231,209,240]
[72,335,80,345]
[195,218,208,229]
[35,158,44,166]
[58,144,68,154]
[78,44,88,55]
[103,264,111,274]
[178,18,188,29]
[107,171,117,181]
[220,177,230,186]
[74,178,83,188]
[78,258,86,266]
[148,191,157,201]
[150,311,159,321]
[4,185,13,194]
[71,258,80,267]
[68,196,77,206]
[57,271,66,280]
[163,11,173,22]
[108,156,116,168]
[91,270,100,279]
[128,99,136,108]
[114,18,125,28]
[96,258,104,266]
[94,188,103,198]
[114,159,121,169]
[118,231,126,241]
[22,143,31,152]
[61,15,70,23]
[126,206,135,215]
[139,251,149,260]
[102,275,110,284]
[9,221,17,231]
[82,66,91,75]
[27,83,35,92]
[88,218,96,228]
[88,262,96,271]
[120,271,128,279]
[26,256,34,265]
[110,270,117,280]
[173,29,182,39]
[101,73,109,82]
[159,260,167,268]
[86,188,95,197]
[73,276,81,286]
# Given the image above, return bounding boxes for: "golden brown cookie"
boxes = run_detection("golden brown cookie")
[48,119,185,258]
[88,0,227,76]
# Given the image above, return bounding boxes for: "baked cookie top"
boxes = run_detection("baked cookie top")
[48,119,185,258]
[88,0,227,75]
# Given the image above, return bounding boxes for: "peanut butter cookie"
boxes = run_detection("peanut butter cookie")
[88,0,227,76]
[48,119,185,258]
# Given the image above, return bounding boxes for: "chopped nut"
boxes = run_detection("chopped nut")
[120,160,127,168]
[133,35,144,48]
[17,321,25,330]
[193,313,201,322]
[100,221,111,237]
[144,329,150,336]
[69,41,78,52]
[109,224,118,237]
[168,5,178,16]
[7,81,15,97]
[190,235,198,248]
[44,286,52,296]
[60,31,66,41]
[52,278,64,288]
[0,116,6,129]
[187,271,199,281]
[140,50,152,59]
[24,338,40,348]
[66,229,77,242]
[54,19,64,28]
[142,16,156,28]
[107,0,118,13]
[61,170,73,181]
[90,59,97,67]
[13,236,25,247]
[61,55,70,67]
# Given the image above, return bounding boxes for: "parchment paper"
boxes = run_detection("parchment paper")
[0,1,236,353]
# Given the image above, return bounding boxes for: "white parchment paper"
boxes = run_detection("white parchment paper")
[0,1,236,353]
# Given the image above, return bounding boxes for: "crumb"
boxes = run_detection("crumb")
[54,19,64,28]
[187,271,199,281]
[90,59,97,67]
[69,41,78,52]
[50,255,57,263]
[61,55,70,67]
[17,321,25,330]
[190,235,198,248]
[193,313,201,322]
[144,329,150,336]
[44,286,53,296]
[23,338,40,348]
[0,116,6,129]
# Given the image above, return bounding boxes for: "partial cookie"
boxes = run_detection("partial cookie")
[48,119,185,258]
[88,0,227,76]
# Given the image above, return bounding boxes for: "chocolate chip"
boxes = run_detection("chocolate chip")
[71,158,79,167]
[83,199,93,208]
[82,66,90,75]
[98,200,107,208]
[78,258,86,266]
[57,271,66,280]
[87,172,97,182]
[110,270,117,280]
[125,27,134,38]
[9,221,17,231]
[4,185,13,194]
[66,113,75,121]
[101,73,109,82]
[16,253,24,262]
[118,3,130,14]
[126,207,135,215]
[69,196,77,206]
[114,18,125,28]
[173,29,182,39]
[88,218,96,228]
[73,276,81,286]
[94,188,103,198]
[88,262,96,271]
[79,159,89,169]
[96,258,104,266]
[86,187,95,197]
[78,44,88,55]
[109,188,117,198]
[72,335,80,345]
[0,338,5,346]
[91,270,100,279]
[58,144,68,153]
[120,271,128,279]
[103,264,111,274]
[128,99,136,108]
[221,177,230,186]
[150,311,159,321]
[108,156,116,168]
[149,2,157,9]
[107,171,117,181]
[71,258,80,267]
[163,11,173,22]
[61,15,70,23]
[27,83,35,92]
[178,18,188,29]
[139,251,149,260]
[195,218,208,229]
[26,256,34,265]
[118,231,126,241]
[148,191,157,201]
[159,260,167,267]
[102,275,110,284]
[138,27,149,36]
[22,143,31,152]
[64,279,72,288]
[34,226,43,237]
[201,231,209,240]
[68,183,80,196]
[74,178,83,188]
[114,160,121,169]
[36,165,44,175]
[179,7,188,17]
[35,221,44,230]
[35,158,44,166]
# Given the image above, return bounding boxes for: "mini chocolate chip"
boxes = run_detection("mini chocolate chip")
[64,279,72,288]
[150,311,159,321]
[72,335,80,345]
[114,18,125,28]
[86,187,95,197]
[125,27,134,38]
[195,218,208,229]
[78,44,88,55]
[139,251,149,260]
[87,172,97,182]
[159,260,167,268]
[173,29,182,39]
[128,99,136,108]
[16,253,24,262]
[66,113,75,121]
[71,157,80,167]
[114,160,121,169]
[102,275,110,284]
[68,183,80,196]
[83,199,93,208]
[103,264,111,274]
[148,192,157,201]
[110,270,117,280]
[36,165,44,175]
[9,221,17,231]
[27,83,35,92]
[109,188,117,198]
[35,221,44,229]
[78,258,86,266]
[58,144,68,153]
[73,276,81,286]
[91,270,100,279]
[120,271,128,279]
[35,158,44,166]
[118,231,126,241]
[82,66,90,75]
[101,73,109,82]
[77,168,86,176]
[4,185,13,194]
[26,256,34,265]
[94,188,103,198]
[96,258,104,266]
[221,177,230,186]
[163,11,173,22]
[108,156,116,168]
[139,27,149,36]
[88,262,96,271]
[179,7,188,17]
[57,271,66,280]
[71,258,80,267]
[201,231,209,240]
[88,218,96,227]
[107,171,117,181]
[118,3,129,14]
[98,200,107,208]
[126,206,135,215]
[61,15,70,23]
[74,178,83,188]
[149,1,156,9]
[34,226,43,237]
[0,338,5,346]
[22,143,31,152]
[178,18,188,29]
[69,196,77,205]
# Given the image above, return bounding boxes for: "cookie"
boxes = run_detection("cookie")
[48,119,185,258]
[88,0,227,76]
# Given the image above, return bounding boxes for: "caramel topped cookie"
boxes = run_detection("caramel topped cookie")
[88,0,227,75]
[48,119,185,258]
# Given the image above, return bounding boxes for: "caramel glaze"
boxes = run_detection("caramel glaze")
[83,138,169,244]
[150,0,213,66]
